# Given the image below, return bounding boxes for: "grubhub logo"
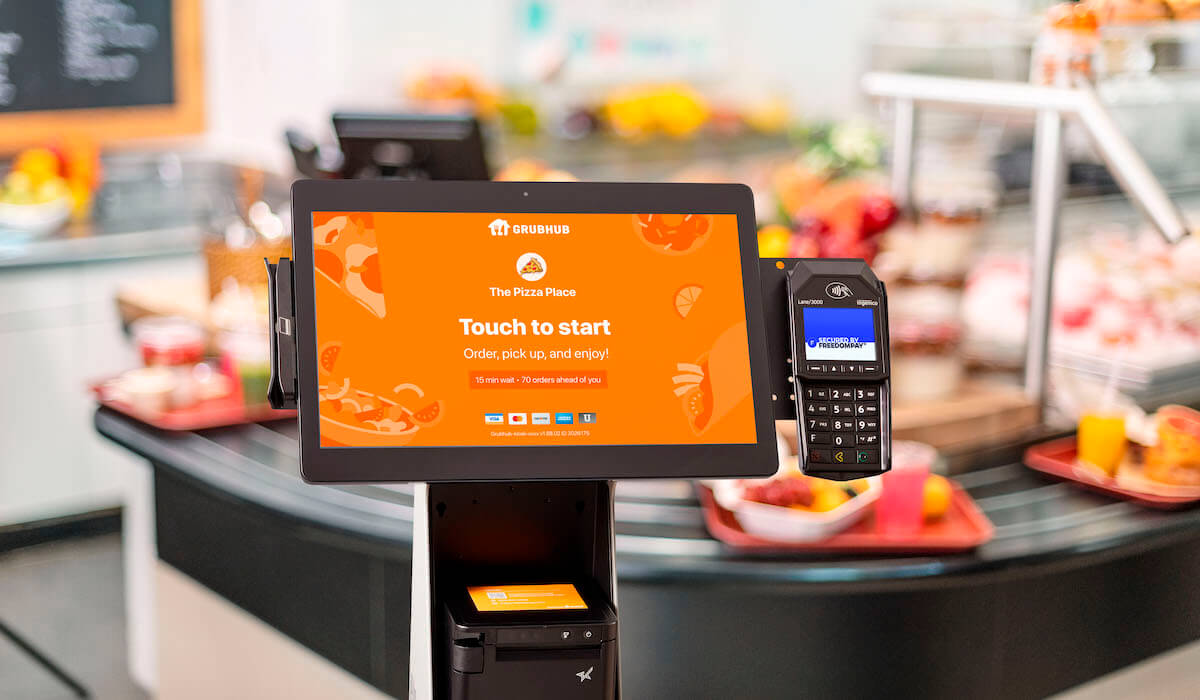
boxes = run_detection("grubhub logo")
[489,220,571,236]
[826,282,852,299]
[489,218,510,236]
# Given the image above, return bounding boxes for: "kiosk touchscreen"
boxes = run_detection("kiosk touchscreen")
[272,180,891,700]
[288,180,778,483]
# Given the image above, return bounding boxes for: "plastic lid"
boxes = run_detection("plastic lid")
[131,316,205,350]
[892,441,938,472]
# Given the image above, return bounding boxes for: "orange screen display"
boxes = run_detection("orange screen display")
[312,212,756,448]
[467,583,587,612]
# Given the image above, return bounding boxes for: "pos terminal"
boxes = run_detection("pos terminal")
[268,180,891,698]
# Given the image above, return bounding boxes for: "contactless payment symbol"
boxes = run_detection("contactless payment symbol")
[825,281,852,299]
[516,252,547,282]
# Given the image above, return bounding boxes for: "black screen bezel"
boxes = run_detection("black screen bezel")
[291,180,777,483]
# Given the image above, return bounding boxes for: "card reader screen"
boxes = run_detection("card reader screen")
[468,584,588,612]
[311,212,757,449]
[802,307,877,361]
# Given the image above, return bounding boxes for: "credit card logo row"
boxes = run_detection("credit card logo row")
[485,412,597,426]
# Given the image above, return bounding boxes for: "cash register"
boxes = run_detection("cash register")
[267,180,891,699]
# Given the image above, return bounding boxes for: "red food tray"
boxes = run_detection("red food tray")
[697,484,994,553]
[92,381,295,431]
[1024,437,1200,509]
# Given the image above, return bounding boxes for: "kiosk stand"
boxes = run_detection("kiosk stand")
[411,480,619,698]
[267,181,891,699]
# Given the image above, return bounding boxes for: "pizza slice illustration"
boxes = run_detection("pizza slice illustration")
[313,213,387,318]
[520,257,544,275]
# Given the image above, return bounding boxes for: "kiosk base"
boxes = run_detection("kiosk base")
[409,481,620,700]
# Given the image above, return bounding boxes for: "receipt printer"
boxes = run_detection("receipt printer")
[444,582,618,699]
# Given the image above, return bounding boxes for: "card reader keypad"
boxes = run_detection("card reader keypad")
[803,384,883,467]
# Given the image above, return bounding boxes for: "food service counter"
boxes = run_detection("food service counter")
[95,408,1200,699]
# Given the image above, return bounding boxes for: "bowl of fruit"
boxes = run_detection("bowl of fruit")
[0,145,98,241]
[711,468,881,542]
[0,170,71,239]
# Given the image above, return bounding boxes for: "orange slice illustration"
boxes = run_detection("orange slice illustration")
[319,342,342,377]
[673,284,703,318]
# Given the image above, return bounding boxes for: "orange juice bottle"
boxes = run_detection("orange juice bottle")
[1078,413,1126,476]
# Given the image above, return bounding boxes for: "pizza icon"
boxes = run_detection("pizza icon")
[516,253,547,282]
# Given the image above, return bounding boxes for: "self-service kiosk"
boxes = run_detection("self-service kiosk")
[267,180,891,699]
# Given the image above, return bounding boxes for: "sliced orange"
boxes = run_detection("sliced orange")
[673,284,703,318]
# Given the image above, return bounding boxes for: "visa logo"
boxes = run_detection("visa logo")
[554,412,573,425]
[484,413,504,425]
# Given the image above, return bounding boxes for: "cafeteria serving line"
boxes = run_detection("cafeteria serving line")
[95,408,1200,699]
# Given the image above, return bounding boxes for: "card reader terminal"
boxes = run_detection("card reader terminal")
[787,259,891,481]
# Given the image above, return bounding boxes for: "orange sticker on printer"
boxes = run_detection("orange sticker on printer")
[468,584,587,612]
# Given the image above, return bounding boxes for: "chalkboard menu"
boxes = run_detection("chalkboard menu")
[0,0,174,113]
[0,0,200,151]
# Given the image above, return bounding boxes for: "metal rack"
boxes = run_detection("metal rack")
[861,71,1193,416]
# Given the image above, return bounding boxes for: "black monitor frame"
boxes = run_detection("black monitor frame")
[332,112,490,181]
[290,179,777,483]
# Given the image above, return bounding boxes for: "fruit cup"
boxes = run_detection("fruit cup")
[876,441,936,538]
[132,316,206,367]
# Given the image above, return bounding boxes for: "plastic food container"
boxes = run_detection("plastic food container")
[889,286,965,403]
[713,478,882,543]
[132,316,206,367]
[118,366,178,415]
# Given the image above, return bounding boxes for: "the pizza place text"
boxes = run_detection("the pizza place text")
[459,318,613,336]
[489,286,576,297]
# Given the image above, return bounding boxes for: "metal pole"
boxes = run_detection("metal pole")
[1073,78,1191,244]
[890,98,917,216]
[1025,110,1067,414]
